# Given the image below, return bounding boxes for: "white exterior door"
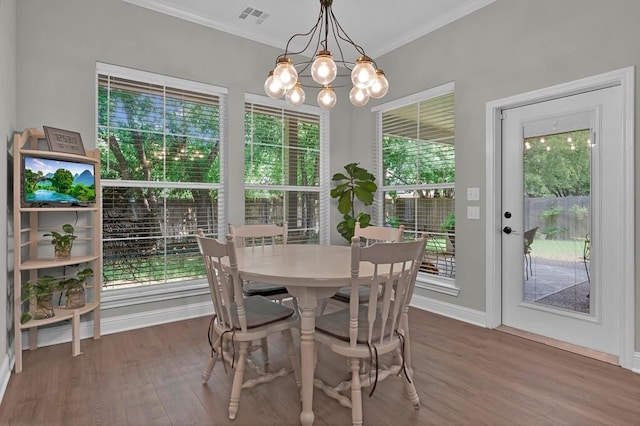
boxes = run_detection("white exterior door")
[501,86,622,356]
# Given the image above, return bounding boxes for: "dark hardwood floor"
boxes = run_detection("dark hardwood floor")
[1,308,639,425]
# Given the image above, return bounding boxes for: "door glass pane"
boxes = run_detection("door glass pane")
[522,129,591,314]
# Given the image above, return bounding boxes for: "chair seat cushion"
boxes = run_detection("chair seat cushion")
[243,281,289,297]
[232,296,295,329]
[315,309,393,343]
[331,285,373,303]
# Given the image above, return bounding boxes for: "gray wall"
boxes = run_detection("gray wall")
[8,0,640,356]
[0,0,17,373]
[353,0,640,347]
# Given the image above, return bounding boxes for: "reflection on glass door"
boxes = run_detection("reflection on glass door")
[522,129,591,314]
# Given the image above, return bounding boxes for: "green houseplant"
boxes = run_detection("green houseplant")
[330,162,378,242]
[44,223,77,260]
[21,275,62,323]
[59,267,94,309]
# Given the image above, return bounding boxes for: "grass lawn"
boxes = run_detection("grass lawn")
[530,238,588,260]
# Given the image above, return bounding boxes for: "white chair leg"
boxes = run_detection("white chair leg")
[202,353,218,384]
[350,358,363,426]
[202,331,222,384]
[403,371,420,409]
[228,342,249,420]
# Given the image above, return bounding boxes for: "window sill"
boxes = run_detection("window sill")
[415,274,460,297]
[101,280,210,309]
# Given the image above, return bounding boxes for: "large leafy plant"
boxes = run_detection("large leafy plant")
[331,163,378,242]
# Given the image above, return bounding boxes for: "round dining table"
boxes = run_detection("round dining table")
[234,243,357,426]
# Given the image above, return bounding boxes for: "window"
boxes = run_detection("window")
[97,63,226,289]
[374,83,456,286]
[244,95,329,244]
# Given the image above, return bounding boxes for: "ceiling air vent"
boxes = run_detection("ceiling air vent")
[238,5,270,24]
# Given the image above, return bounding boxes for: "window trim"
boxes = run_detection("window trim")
[96,62,227,297]
[244,93,331,244]
[374,82,459,296]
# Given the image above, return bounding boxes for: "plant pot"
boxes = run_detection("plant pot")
[64,284,85,309]
[54,244,72,261]
[33,293,55,320]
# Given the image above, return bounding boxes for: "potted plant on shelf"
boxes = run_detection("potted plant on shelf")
[21,275,62,323]
[44,223,77,260]
[59,267,93,309]
[330,162,377,242]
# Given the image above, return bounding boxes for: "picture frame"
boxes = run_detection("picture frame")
[43,126,86,155]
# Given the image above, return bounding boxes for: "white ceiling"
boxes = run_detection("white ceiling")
[123,0,495,58]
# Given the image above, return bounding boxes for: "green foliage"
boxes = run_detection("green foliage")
[44,223,77,249]
[382,136,455,186]
[51,169,74,193]
[21,268,94,324]
[21,275,62,324]
[540,205,563,220]
[524,130,591,197]
[570,204,589,220]
[540,205,566,240]
[331,163,377,242]
[59,268,94,292]
[440,213,456,231]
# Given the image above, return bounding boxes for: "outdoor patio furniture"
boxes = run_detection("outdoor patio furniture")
[524,227,538,280]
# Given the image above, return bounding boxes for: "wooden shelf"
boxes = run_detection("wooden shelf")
[20,148,99,164]
[19,302,100,330]
[19,255,99,271]
[13,128,102,373]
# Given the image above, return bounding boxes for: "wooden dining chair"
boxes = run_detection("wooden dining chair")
[322,222,405,312]
[228,222,295,305]
[313,234,428,426]
[196,231,300,420]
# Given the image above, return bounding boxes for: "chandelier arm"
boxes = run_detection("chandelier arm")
[329,8,367,57]
[321,2,330,51]
[331,11,345,63]
[266,0,387,108]
[278,9,324,61]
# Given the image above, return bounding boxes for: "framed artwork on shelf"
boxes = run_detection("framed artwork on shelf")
[43,126,86,155]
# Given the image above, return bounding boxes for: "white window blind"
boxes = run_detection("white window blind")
[97,64,226,288]
[375,84,455,280]
[244,96,329,244]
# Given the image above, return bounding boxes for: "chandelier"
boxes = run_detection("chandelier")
[264,0,389,109]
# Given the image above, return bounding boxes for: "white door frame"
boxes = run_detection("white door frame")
[485,67,635,370]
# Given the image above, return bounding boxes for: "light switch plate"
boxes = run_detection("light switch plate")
[467,206,480,220]
[467,187,480,201]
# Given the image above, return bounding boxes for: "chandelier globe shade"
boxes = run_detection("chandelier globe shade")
[311,51,338,85]
[264,0,388,109]
[367,70,389,99]
[264,71,286,99]
[317,86,337,109]
[286,82,306,106]
[273,58,298,91]
[351,56,377,89]
[349,86,369,107]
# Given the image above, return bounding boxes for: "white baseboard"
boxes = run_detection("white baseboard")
[632,351,640,374]
[21,301,214,348]
[0,354,11,405]
[410,293,487,327]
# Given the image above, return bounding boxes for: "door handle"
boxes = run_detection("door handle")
[502,226,520,235]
